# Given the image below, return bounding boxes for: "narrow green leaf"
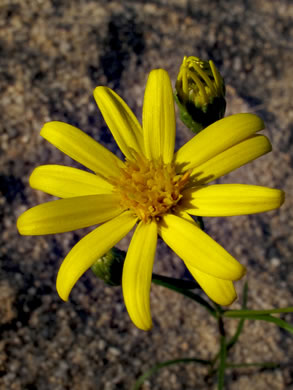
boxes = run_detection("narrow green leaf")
[224,314,293,334]
[131,357,211,390]
[242,281,248,308]
[223,307,293,317]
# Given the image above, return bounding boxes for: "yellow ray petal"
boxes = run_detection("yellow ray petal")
[182,184,285,216]
[143,69,175,163]
[159,214,245,280]
[175,113,264,171]
[94,87,144,159]
[41,121,124,178]
[30,165,114,198]
[17,194,123,235]
[57,211,137,301]
[122,221,157,331]
[188,135,272,186]
[186,265,237,305]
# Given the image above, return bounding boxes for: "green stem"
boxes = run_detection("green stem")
[217,317,227,390]
[211,317,245,369]
[226,282,248,350]
[208,282,248,379]
[152,274,217,318]
[131,357,212,390]
[152,273,200,290]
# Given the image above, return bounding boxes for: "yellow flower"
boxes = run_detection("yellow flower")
[17,69,284,330]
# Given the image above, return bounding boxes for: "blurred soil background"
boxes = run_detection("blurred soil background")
[0,0,293,389]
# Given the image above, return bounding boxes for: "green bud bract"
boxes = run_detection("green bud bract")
[91,247,126,286]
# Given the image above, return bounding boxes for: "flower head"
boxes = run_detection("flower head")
[17,69,284,330]
[175,56,226,133]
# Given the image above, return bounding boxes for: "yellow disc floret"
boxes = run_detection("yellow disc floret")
[110,153,190,223]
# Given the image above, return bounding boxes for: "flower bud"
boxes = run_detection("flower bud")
[91,247,126,286]
[175,56,226,133]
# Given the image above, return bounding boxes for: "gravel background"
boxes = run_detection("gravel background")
[0,0,292,389]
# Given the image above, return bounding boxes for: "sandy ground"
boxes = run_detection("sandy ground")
[0,0,292,389]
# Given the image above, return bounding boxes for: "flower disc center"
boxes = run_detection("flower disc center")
[111,154,190,222]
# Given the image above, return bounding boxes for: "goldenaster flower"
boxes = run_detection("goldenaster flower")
[17,69,284,330]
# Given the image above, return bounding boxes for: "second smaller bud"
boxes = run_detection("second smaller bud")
[91,247,126,286]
